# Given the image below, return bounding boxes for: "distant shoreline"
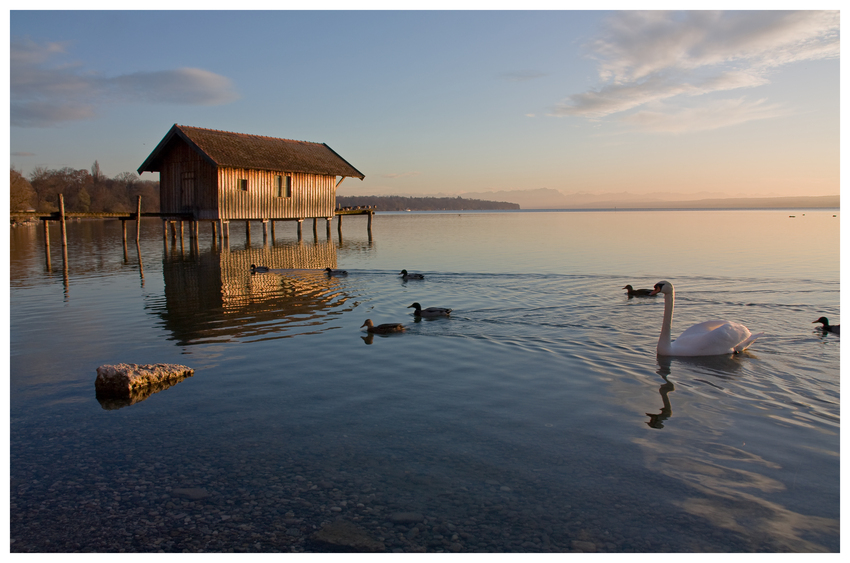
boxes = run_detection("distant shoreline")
[342,194,838,212]
[380,207,840,214]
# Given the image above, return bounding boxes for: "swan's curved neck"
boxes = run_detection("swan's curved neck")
[658,289,674,355]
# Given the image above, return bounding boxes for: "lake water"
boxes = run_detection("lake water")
[8,209,840,553]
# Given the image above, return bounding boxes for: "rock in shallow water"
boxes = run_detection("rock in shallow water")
[95,363,194,403]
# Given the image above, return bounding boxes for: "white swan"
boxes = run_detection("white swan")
[650,280,763,356]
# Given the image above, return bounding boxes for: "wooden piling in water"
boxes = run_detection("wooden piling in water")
[135,195,142,242]
[43,219,51,270]
[58,194,68,247]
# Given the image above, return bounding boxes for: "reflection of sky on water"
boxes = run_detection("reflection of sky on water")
[625,354,838,552]
[8,210,839,552]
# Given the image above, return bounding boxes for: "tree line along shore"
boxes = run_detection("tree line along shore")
[9,163,519,216]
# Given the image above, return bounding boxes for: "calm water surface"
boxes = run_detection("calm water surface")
[9,210,840,552]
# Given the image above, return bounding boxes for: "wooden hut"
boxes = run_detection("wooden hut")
[137,124,365,228]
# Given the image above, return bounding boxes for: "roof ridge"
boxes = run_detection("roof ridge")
[176,124,320,146]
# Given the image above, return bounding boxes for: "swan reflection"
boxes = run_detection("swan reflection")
[648,354,749,429]
[646,378,675,429]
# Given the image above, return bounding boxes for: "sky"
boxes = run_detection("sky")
[6,5,842,203]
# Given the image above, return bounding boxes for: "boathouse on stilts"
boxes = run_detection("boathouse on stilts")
[137,124,368,245]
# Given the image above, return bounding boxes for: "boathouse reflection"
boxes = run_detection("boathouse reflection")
[148,240,353,345]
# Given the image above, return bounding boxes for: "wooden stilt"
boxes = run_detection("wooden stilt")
[326,217,332,239]
[43,220,51,270]
[297,219,303,240]
[135,195,142,242]
[58,194,67,247]
[263,219,269,244]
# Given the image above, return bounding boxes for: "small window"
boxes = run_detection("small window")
[276,175,292,198]
[238,179,248,191]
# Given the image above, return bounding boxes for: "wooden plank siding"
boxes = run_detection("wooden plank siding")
[217,168,336,220]
[158,141,219,218]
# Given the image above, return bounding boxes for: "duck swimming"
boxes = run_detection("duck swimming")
[325,268,348,276]
[408,302,452,317]
[251,264,270,274]
[813,317,839,335]
[623,284,654,297]
[650,280,763,356]
[360,319,405,334]
[400,269,425,280]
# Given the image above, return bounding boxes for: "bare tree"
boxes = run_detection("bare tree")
[10,168,36,211]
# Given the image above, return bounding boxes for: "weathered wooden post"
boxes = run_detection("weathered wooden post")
[297,219,303,241]
[43,219,51,270]
[245,220,251,245]
[313,218,318,238]
[58,194,68,247]
[326,217,332,239]
[262,219,269,245]
[338,213,343,237]
[135,195,142,242]
[270,220,276,242]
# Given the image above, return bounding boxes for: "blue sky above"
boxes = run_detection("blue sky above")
[7,7,841,199]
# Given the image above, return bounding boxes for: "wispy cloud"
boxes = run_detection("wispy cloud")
[622,98,788,133]
[552,11,838,132]
[11,37,240,127]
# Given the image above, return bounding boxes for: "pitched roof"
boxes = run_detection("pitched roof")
[138,124,365,179]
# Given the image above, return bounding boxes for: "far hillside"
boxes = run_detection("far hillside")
[337,195,520,211]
